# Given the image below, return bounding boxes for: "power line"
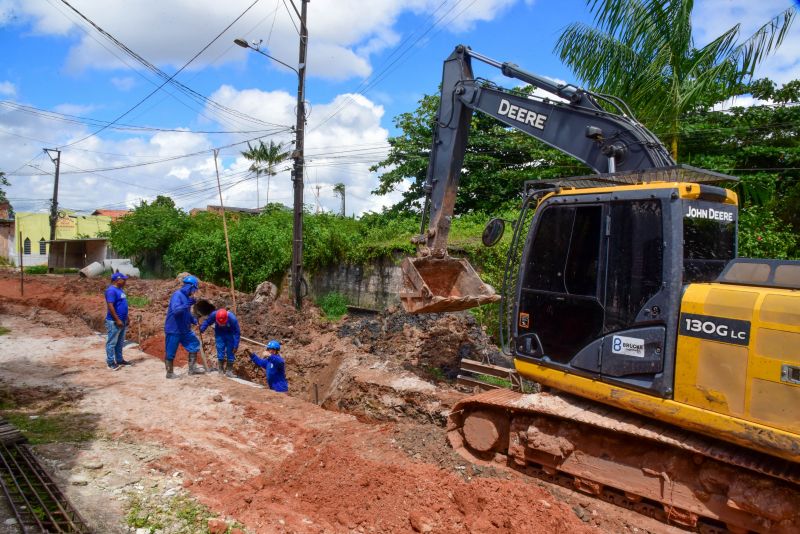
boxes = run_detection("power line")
[56,0,266,148]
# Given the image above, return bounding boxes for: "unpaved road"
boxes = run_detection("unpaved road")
[0,310,599,533]
[0,276,685,533]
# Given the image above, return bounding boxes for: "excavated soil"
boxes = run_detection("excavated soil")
[0,271,686,533]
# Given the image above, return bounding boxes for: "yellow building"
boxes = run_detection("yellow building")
[10,212,113,266]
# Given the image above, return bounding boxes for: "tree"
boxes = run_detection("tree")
[241,141,290,208]
[0,171,9,205]
[109,195,187,272]
[333,183,345,216]
[556,0,795,159]
[372,91,588,214]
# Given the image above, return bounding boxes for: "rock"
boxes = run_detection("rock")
[4,518,18,526]
[253,281,279,304]
[408,511,433,533]
[136,528,150,534]
[208,518,229,534]
[70,477,89,486]
[84,460,104,470]
[212,394,223,402]
[163,487,179,498]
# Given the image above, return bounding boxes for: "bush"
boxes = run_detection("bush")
[317,292,348,320]
[24,265,48,274]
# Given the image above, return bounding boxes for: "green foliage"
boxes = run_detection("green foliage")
[317,292,348,320]
[476,374,513,388]
[126,493,217,534]
[24,265,48,274]
[738,205,799,259]
[110,195,188,259]
[0,170,9,208]
[0,326,9,336]
[556,0,795,159]
[127,295,150,308]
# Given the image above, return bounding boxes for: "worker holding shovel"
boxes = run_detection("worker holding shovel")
[199,307,240,378]
[163,275,204,379]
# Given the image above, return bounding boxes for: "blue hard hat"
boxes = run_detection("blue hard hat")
[182,275,199,288]
[266,340,281,350]
[111,272,128,281]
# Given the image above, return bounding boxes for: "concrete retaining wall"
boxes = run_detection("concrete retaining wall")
[309,255,402,310]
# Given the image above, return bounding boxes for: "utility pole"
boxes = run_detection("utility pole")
[44,148,61,273]
[291,0,309,310]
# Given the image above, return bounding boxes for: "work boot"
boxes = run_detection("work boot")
[217,360,225,375]
[225,360,235,378]
[165,359,176,379]
[188,353,205,375]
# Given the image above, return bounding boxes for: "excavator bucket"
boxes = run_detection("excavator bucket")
[399,256,500,314]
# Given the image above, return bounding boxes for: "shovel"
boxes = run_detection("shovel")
[195,326,214,372]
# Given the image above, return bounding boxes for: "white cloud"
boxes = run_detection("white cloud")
[111,76,135,91]
[208,86,398,215]
[0,87,398,216]
[53,103,97,116]
[1,0,527,81]
[711,95,773,111]
[693,0,800,84]
[0,81,16,97]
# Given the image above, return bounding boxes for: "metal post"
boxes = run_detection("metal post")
[291,0,309,311]
[17,230,23,296]
[44,148,60,273]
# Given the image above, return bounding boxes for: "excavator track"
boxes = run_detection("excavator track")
[448,389,800,533]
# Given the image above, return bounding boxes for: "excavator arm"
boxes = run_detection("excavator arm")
[400,44,674,313]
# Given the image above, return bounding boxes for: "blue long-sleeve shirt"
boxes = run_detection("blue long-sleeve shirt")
[199,310,240,348]
[164,285,197,334]
[250,353,288,392]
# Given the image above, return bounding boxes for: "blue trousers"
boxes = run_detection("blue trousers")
[215,335,236,362]
[165,331,200,361]
[105,320,126,366]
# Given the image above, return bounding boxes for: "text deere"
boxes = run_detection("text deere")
[498,99,547,130]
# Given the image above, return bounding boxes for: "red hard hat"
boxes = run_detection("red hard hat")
[216,308,229,325]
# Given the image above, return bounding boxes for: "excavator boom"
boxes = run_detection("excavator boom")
[401,45,673,314]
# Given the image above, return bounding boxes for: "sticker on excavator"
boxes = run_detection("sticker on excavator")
[399,256,500,314]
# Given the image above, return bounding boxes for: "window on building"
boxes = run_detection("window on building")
[23,238,31,255]
[39,238,47,255]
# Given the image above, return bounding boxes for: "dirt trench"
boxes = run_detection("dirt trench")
[0,272,502,425]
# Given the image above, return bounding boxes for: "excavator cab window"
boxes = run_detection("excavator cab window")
[519,204,604,363]
[683,208,736,283]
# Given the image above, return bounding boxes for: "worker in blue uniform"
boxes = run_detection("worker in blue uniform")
[200,307,240,378]
[163,275,203,379]
[248,340,288,392]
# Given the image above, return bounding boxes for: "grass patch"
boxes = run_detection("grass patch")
[127,295,150,308]
[317,292,348,320]
[2,412,96,444]
[476,374,513,388]
[23,265,48,274]
[126,492,228,534]
[426,366,447,382]
[0,326,9,336]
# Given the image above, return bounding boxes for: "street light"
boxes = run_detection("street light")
[233,39,301,77]
[233,1,308,312]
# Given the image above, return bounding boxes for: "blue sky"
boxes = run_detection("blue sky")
[1,0,797,216]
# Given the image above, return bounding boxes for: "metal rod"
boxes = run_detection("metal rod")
[0,443,46,531]
[313,383,319,405]
[16,444,78,531]
[239,335,266,347]
[213,149,237,313]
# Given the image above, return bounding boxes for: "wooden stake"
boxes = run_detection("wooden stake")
[213,149,237,313]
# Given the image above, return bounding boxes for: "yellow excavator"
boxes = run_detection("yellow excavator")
[400,45,800,532]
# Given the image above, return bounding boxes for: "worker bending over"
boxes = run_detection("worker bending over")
[248,340,288,392]
[163,275,203,379]
[200,308,240,378]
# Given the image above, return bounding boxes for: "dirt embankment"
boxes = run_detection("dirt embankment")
[0,272,502,424]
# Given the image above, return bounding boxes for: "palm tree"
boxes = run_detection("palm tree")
[333,183,345,216]
[556,0,795,160]
[241,141,290,208]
